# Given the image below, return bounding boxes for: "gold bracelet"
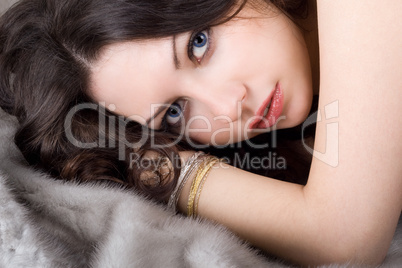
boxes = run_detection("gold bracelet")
[193,158,219,217]
[187,156,219,218]
[187,158,207,217]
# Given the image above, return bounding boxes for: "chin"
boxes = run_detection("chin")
[279,102,313,130]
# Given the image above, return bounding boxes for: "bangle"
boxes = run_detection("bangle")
[193,158,219,217]
[187,156,219,218]
[167,152,205,213]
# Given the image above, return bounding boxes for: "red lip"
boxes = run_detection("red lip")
[249,83,284,130]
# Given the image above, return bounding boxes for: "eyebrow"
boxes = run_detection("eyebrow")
[172,35,181,70]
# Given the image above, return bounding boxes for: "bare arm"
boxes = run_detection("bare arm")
[178,0,402,265]
[303,0,402,264]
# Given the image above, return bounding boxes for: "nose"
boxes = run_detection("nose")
[184,79,246,122]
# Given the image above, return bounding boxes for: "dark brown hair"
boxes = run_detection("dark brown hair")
[0,0,308,203]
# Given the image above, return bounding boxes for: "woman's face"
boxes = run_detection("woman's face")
[90,3,313,146]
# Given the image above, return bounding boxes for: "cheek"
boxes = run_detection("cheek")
[185,118,228,145]
[187,120,252,146]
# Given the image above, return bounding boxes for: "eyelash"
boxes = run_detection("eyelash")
[187,28,212,64]
[160,99,188,131]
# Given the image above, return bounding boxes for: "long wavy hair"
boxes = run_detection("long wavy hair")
[0,0,308,203]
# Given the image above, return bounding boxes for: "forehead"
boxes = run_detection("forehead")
[89,38,176,124]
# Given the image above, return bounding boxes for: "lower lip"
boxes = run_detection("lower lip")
[250,83,284,130]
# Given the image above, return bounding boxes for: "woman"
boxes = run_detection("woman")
[0,0,401,266]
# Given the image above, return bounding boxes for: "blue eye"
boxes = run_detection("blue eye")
[189,30,210,63]
[165,103,183,126]
[193,32,207,47]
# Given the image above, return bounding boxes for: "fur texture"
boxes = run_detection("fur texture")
[0,108,401,267]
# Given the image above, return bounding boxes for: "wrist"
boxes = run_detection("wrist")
[166,151,202,213]
[168,151,220,217]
